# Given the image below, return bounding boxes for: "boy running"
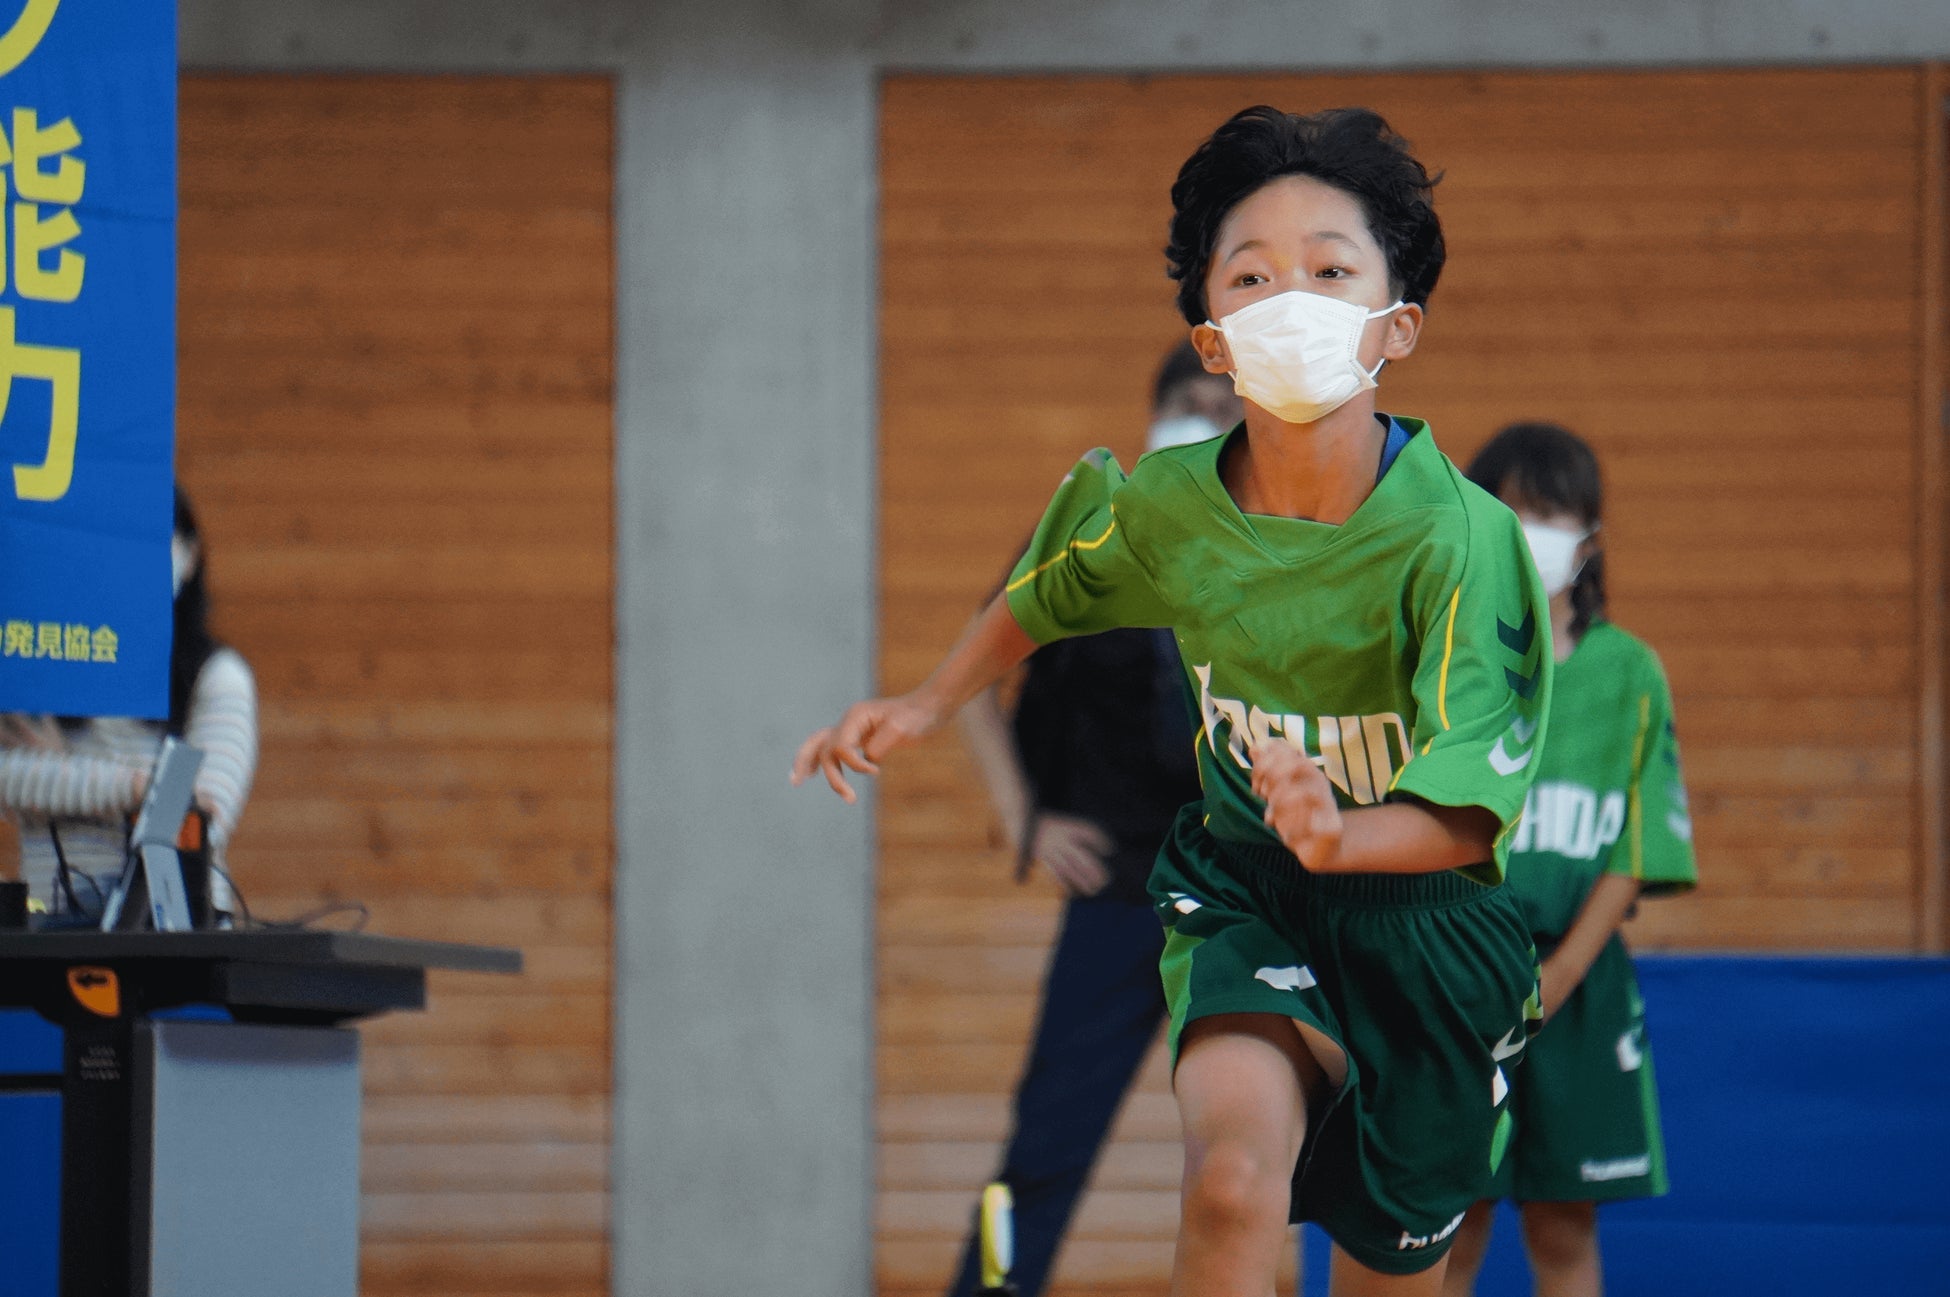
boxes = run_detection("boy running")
[796,106,1550,1297]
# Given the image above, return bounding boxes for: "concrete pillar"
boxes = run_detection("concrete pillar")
[611,8,877,1295]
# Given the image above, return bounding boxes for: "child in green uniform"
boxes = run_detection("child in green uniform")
[1440,423,1698,1297]
[795,106,1550,1297]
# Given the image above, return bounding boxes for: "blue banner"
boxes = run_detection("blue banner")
[0,0,174,718]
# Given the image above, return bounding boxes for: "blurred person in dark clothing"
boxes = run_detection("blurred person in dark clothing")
[943,342,1240,1297]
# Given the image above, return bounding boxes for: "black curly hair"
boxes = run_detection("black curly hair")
[1165,105,1446,327]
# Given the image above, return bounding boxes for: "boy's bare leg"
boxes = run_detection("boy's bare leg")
[1519,1200,1601,1297]
[1329,1244,1452,1297]
[1437,1201,1496,1297]
[1169,1013,1320,1297]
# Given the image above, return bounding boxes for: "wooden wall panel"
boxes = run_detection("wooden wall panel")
[877,68,1934,1294]
[1920,65,1949,950]
[178,76,612,1297]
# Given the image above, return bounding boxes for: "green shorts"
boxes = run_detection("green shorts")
[1150,810,1542,1276]
[1487,933,1668,1203]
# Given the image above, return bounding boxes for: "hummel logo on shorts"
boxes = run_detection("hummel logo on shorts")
[1253,965,1317,992]
[1398,1211,1466,1251]
[1580,1155,1651,1183]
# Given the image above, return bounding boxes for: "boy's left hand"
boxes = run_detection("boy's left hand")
[1250,740,1343,872]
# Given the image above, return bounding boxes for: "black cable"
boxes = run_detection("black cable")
[256,901,371,932]
[52,824,82,915]
[48,823,106,918]
[205,859,369,932]
[206,858,254,928]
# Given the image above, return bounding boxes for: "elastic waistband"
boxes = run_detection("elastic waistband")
[1217,837,1495,909]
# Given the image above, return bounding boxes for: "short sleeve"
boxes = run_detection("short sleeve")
[1608,655,1698,894]
[1004,448,1172,643]
[1389,513,1553,878]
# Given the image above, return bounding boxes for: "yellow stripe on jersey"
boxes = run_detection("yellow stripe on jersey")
[1003,509,1119,595]
[1416,587,1462,758]
[1435,585,1461,731]
[1625,692,1652,879]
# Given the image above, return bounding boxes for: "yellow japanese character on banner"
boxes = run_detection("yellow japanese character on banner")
[0,306,79,501]
[10,109,84,205]
[0,110,87,302]
[89,625,116,663]
[35,620,61,659]
[0,2,60,80]
[63,623,88,660]
[13,201,81,301]
[2,620,30,656]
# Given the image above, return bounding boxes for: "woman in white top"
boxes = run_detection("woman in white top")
[0,486,258,920]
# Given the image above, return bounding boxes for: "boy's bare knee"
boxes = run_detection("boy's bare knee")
[1183,1137,1286,1233]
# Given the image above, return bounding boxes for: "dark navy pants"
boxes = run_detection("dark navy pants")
[945,895,1167,1297]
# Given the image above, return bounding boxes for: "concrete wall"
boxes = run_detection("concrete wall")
[872,0,1950,69]
[179,2,1950,1293]
[181,0,1950,70]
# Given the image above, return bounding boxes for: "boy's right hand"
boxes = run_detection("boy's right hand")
[791,694,942,804]
[1250,739,1344,871]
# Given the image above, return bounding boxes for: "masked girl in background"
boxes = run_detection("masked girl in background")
[1441,423,1698,1297]
[0,485,258,924]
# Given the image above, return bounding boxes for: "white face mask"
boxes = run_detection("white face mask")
[1212,291,1404,424]
[1146,413,1224,453]
[171,535,196,598]
[1522,522,1588,597]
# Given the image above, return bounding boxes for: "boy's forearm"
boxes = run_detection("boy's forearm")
[911,594,1039,723]
[1328,799,1500,875]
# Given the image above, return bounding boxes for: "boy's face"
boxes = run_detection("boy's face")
[1190,174,1422,379]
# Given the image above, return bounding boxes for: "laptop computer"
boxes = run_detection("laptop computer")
[99,737,204,932]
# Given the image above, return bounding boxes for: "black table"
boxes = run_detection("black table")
[0,930,521,1297]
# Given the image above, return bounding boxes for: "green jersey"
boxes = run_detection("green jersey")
[1503,621,1697,939]
[1004,419,1552,885]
